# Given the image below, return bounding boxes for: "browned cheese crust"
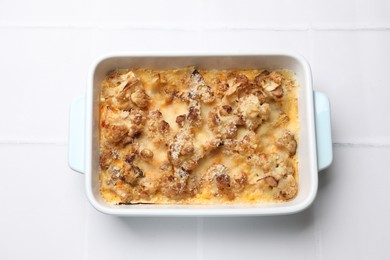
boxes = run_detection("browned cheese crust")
[99,67,299,204]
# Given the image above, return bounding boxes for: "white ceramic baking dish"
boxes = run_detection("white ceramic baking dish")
[68,52,332,216]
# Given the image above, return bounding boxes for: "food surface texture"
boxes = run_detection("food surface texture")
[99,67,299,204]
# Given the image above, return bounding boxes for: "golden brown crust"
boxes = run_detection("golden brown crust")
[99,67,299,205]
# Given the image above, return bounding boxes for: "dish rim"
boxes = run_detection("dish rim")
[84,51,318,216]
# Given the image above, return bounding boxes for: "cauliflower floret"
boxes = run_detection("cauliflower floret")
[238,94,270,130]
[276,131,297,156]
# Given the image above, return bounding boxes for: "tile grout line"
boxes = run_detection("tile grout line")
[0,141,67,145]
[196,217,204,260]
[332,142,390,148]
[0,23,390,31]
[82,199,90,260]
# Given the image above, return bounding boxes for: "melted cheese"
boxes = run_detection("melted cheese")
[99,67,300,205]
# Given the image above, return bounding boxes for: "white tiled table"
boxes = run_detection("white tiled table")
[1,1,390,259]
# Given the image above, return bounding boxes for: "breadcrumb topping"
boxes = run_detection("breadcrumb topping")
[99,67,299,204]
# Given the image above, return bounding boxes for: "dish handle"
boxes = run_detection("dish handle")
[314,91,333,171]
[68,95,85,174]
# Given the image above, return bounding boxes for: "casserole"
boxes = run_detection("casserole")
[68,52,333,216]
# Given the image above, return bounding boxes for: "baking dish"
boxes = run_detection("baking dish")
[68,52,333,216]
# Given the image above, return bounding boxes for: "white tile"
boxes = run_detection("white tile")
[0,0,95,24]
[0,28,94,143]
[0,144,87,260]
[314,145,390,259]
[201,0,311,29]
[94,0,311,29]
[93,29,201,55]
[199,30,311,55]
[202,211,318,260]
[0,0,311,29]
[1,0,390,29]
[310,31,390,144]
[85,209,198,260]
[94,0,202,29]
[311,0,390,28]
